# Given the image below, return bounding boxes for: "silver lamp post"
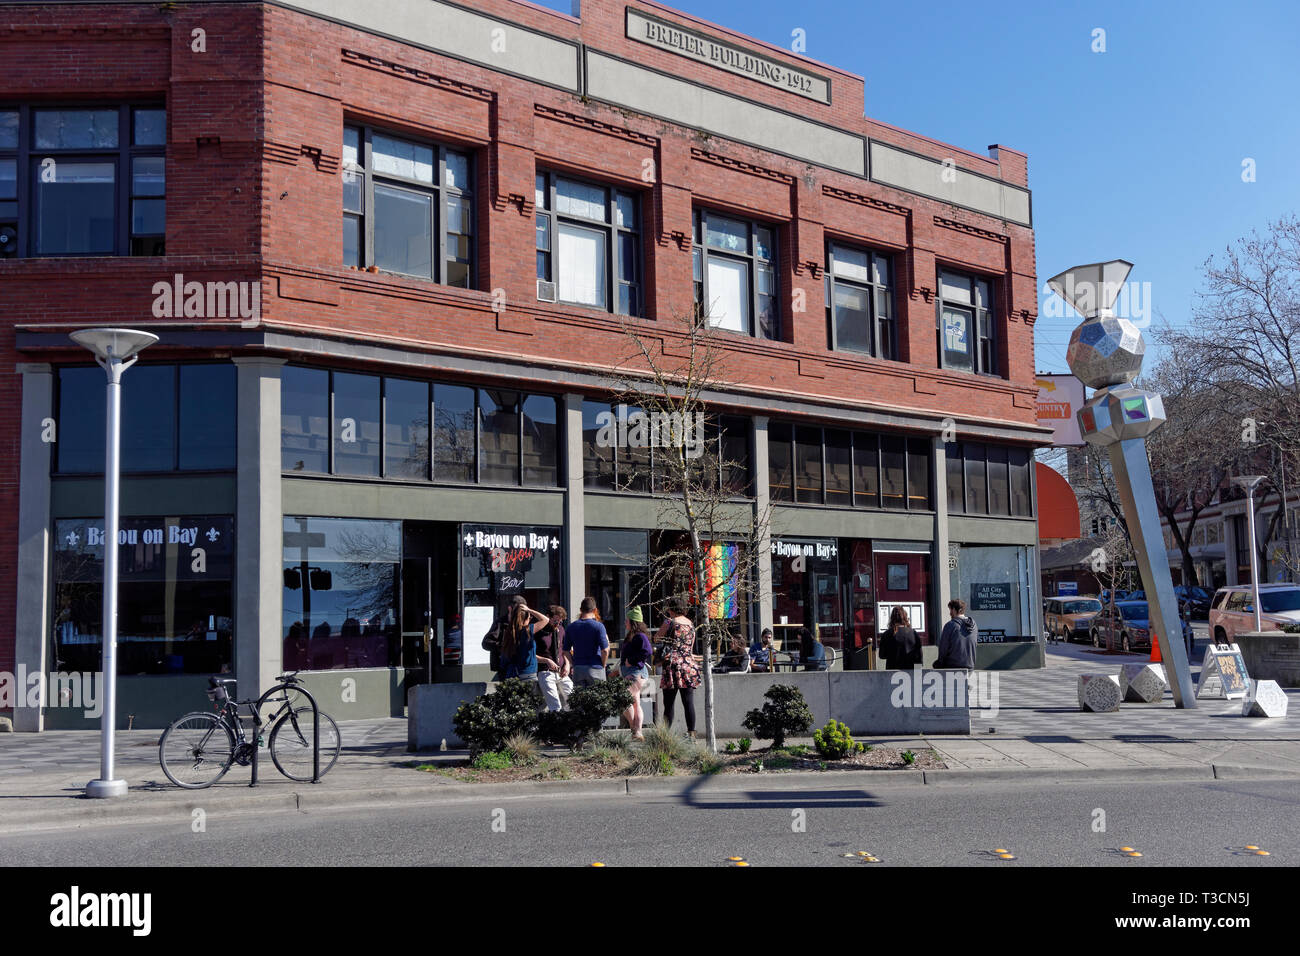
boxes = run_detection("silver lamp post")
[71,328,159,799]
[1049,261,1196,707]
[1232,475,1266,633]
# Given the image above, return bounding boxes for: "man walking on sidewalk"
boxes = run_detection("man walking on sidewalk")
[937,598,978,670]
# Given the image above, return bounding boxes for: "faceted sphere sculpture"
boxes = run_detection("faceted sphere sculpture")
[1077,386,1167,447]
[1066,315,1146,388]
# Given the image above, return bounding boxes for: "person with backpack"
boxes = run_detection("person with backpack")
[936,598,978,670]
[501,596,552,682]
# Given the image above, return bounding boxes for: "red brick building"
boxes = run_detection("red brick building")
[1,0,1048,730]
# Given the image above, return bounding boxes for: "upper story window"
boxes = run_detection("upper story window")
[769,423,931,511]
[0,105,165,259]
[281,366,558,488]
[342,125,473,286]
[693,209,778,339]
[937,269,997,376]
[945,441,1032,517]
[826,242,895,359]
[535,172,641,315]
[55,364,234,474]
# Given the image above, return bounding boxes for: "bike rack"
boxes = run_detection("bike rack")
[249,680,322,787]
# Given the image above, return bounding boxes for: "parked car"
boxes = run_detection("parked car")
[1174,585,1213,620]
[1209,584,1300,644]
[1045,597,1103,643]
[1099,589,1130,606]
[1091,600,1193,653]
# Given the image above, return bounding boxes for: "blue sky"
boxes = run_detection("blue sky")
[538,0,1300,372]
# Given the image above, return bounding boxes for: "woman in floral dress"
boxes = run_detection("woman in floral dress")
[655,598,701,737]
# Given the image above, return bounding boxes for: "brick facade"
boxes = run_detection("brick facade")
[0,0,1044,689]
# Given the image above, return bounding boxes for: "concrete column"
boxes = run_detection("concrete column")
[14,364,54,732]
[563,393,585,618]
[753,416,773,637]
[235,358,284,698]
[932,435,951,623]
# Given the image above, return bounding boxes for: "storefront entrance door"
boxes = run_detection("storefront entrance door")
[875,551,932,645]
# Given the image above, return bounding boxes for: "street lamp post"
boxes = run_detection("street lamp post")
[71,328,159,799]
[1050,260,1195,707]
[1232,476,1265,634]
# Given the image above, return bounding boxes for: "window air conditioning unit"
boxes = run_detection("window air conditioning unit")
[536,279,557,303]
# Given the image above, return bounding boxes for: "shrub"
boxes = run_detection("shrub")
[538,679,634,750]
[738,737,752,753]
[503,732,540,766]
[813,719,866,759]
[595,730,632,752]
[724,742,737,754]
[453,679,542,757]
[901,749,916,766]
[471,750,512,770]
[630,720,692,775]
[742,684,814,749]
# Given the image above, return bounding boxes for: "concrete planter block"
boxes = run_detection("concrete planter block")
[1078,673,1122,712]
[1242,680,1288,718]
[408,682,492,750]
[1119,663,1167,703]
[1235,631,1300,688]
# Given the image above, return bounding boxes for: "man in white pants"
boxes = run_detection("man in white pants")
[536,605,573,712]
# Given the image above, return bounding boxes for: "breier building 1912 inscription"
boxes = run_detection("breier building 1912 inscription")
[626,8,831,104]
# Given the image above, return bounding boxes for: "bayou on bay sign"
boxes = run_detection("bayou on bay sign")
[626,8,831,104]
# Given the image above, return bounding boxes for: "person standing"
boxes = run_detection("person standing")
[564,596,610,686]
[535,605,572,712]
[620,607,654,741]
[655,599,701,737]
[880,606,922,670]
[501,595,551,681]
[936,598,978,670]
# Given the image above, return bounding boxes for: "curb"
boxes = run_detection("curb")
[6,760,1296,835]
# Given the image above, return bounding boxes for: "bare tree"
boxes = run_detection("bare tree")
[598,307,774,752]
[1163,215,1300,581]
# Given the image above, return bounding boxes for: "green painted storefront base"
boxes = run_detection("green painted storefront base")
[41,668,408,730]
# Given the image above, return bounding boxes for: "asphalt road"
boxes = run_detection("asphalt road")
[1,775,1294,867]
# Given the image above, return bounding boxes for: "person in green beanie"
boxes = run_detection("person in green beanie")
[620,605,654,740]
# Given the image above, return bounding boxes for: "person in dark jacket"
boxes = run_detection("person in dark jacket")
[937,599,978,670]
[800,626,827,671]
[880,605,922,670]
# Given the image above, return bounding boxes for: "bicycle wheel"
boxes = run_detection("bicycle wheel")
[269,707,341,781]
[159,712,236,789]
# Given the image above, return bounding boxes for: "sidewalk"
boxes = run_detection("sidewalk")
[1,641,1295,834]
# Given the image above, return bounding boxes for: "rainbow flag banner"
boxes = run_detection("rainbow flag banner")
[706,543,741,619]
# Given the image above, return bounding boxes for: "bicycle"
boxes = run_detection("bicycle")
[158,672,341,789]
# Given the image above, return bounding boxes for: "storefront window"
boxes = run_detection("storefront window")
[853,433,879,507]
[460,523,563,668]
[58,364,236,474]
[947,442,1033,517]
[825,429,852,506]
[907,438,932,510]
[53,515,234,675]
[771,537,842,652]
[795,427,823,504]
[433,383,476,483]
[522,394,558,486]
[281,366,330,474]
[769,423,794,502]
[479,388,520,485]
[384,377,431,480]
[282,517,401,671]
[332,372,381,477]
[946,442,964,513]
[881,436,906,510]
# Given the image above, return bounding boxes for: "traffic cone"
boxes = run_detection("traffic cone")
[1149,632,1162,663]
